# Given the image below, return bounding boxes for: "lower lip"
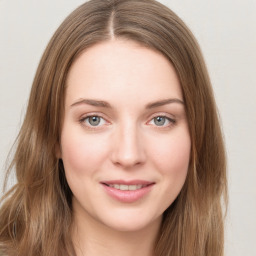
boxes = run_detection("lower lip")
[101,184,154,203]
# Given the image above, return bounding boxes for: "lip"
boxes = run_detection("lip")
[101,179,154,186]
[100,180,155,203]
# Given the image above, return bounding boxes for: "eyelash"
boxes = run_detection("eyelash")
[79,114,109,130]
[147,115,176,128]
[79,113,176,130]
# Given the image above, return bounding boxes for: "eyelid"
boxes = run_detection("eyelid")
[146,113,176,127]
[78,112,177,130]
[79,112,111,129]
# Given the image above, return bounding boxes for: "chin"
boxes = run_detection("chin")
[97,211,162,233]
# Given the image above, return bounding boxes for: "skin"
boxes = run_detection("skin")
[59,39,191,256]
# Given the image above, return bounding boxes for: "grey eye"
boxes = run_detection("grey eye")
[153,116,167,126]
[88,116,101,126]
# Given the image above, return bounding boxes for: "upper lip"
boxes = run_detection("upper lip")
[100,180,155,186]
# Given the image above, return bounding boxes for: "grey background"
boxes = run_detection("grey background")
[0,0,255,255]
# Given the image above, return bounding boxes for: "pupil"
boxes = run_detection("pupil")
[89,116,100,126]
[154,116,165,126]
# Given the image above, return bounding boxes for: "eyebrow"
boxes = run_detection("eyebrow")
[145,98,184,109]
[70,99,111,108]
[70,98,184,109]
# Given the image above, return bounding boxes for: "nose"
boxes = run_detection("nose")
[110,123,146,169]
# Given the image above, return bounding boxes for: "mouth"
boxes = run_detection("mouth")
[100,180,155,203]
[102,183,149,191]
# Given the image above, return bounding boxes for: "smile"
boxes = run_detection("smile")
[105,184,147,191]
[101,180,155,203]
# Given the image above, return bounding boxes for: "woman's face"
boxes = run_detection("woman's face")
[60,40,191,232]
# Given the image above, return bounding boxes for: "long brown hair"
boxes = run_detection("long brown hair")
[0,0,227,255]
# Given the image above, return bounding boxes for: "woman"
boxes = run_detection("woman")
[0,0,227,255]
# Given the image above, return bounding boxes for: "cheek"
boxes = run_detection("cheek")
[150,130,191,210]
[60,127,108,177]
[149,130,191,177]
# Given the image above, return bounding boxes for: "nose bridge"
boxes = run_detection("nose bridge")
[111,119,145,168]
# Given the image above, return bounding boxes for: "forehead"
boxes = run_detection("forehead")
[65,39,182,106]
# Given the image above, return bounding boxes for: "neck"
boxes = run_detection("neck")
[71,207,162,256]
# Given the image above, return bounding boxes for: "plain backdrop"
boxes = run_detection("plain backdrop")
[0,0,255,255]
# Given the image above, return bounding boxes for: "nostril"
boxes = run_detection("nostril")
[110,128,146,167]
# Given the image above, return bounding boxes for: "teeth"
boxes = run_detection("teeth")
[108,184,146,191]
[120,184,128,190]
[128,185,137,190]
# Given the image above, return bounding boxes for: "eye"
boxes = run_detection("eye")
[148,116,175,127]
[80,115,107,127]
